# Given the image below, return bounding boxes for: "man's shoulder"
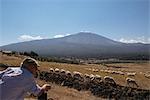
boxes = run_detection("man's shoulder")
[2,67,32,78]
[0,67,23,78]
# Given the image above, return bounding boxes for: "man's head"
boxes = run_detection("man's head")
[21,58,39,76]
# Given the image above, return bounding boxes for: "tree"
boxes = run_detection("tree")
[30,51,38,57]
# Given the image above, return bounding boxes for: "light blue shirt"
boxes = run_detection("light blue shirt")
[0,67,41,100]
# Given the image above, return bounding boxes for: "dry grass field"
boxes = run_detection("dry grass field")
[36,80,105,100]
[0,53,150,100]
[25,80,104,100]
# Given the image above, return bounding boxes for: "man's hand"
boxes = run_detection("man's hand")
[41,84,51,91]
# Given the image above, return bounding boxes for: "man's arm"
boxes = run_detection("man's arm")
[25,77,51,96]
[25,77,42,96]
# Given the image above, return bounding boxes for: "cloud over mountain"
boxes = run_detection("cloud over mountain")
[53,34,71,38]
[119,36,150,44]
[18,35,44,41]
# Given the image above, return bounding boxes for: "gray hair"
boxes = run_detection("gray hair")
[20,57,39,68]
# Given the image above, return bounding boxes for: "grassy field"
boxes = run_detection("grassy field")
[0,53,150,99]
[25,80,104,100]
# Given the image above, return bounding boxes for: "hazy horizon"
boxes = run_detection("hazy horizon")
[1,32,150,46]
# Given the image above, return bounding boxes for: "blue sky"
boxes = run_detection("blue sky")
[0,0,149,46]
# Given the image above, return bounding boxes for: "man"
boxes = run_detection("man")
[0,58,51,100]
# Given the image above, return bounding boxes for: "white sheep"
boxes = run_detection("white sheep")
[49,68,54,72]
[104,76,116,85]
[91,74,103,84]
[65,71,72,78]
[73,71,82,78]
[95,74,102,80]
[113,71,124,75]
[73,71,84,82]
[117,71,124,75]
[84,73,90,79]
[60,69,66,73]
[73,71,81,75]
[126,77,138,88]
[85,68,92,71]
[89,74,95,79]
[92,68,99,72]
[66,71,71,74]
[127,72,136,77]
[144,73,150,79]
[100,69,104,72]
[54,68,60,73]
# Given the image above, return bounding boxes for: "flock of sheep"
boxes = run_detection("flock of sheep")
[86,68,150,79]
[39,67,150,100]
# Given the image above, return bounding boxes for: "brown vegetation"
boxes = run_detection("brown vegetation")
[0,53,150,100]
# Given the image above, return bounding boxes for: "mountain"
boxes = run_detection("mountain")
[0,32,150,59]
[58,32,122,46]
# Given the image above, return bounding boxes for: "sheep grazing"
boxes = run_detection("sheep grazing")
[111,70,125,75]
[126,77,138,88]
[89,74,95,79]
[95,75,102,80]
[82,73,92,90]
[49,68,54,72]
[61,71,73,88]
[117,71,124,75]
[91,75,103,85]
[73,71,82,76]
[85,68,92,71]
[66,71,72,76]
[72,71,84,91]
[84,74,93,83]
[60,69,66,74]
[54,68,60,73]
[53,68,61,84]
[144,73,150,79]
[127,72,136,77]
[104,76,116,85]
[92,68,99,72]
[73,71,83,80]
[84,73,90,79]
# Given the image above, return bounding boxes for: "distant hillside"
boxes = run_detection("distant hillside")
[1,32,150,59]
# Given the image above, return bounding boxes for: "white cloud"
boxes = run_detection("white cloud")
[54,35,64,38]
[119,37,150,44]
[18,35,44,41]
[54,34,70,38]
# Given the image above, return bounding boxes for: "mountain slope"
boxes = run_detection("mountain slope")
[58,32,123,46]
[0,32,149,59]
